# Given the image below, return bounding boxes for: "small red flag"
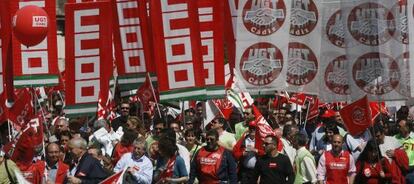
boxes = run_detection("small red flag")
[339,96,373,136]
[136,74,156,111]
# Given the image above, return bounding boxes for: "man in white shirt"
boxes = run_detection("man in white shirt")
[211,117,236,151]
[344,129,371,161]
[293,133,317,184]
[281,124,298,166]
[114,138,153,184]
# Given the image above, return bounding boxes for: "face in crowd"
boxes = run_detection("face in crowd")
[205,134,218,151]
[263,136,277,155]
[153,123,164,136]
[331,135,343,154]
[132,142,146,159]
[120,103,130,117]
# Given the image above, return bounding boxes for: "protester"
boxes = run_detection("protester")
[67,137,108,183]
[183,129,202,159]
[253,135,295,184]
[36,143,69,184]
[211,117,237,151]
[189,129,237,184]
[111,100,131,131]
[0,150,22,183]
[233,121,261,184]
[153,135,188,183]
[113,138,153,184]
[354,140,392,184]
[316,134,356,184]
[281,124,299,166]
[293,133,317,184]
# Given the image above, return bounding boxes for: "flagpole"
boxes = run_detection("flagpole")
[7,120,11,142]
[32,88,47,159]
[147,72,162,118]
[303,101,311,130]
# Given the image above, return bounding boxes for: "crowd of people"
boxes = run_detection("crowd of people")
[0,94,413,184]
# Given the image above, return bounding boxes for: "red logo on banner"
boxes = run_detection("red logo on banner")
[290,0,318,36]
[352,52,400,95]
[347,2,395,46]
[324,55,350,95]
[390,0,408,44]
[242,0,286,36]
[352,106,367,125]
[287,42,318,86]
[239,42,284,86]
[395,52,410,97]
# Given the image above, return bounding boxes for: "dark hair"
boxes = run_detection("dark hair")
[158,137,178,158]
[184,128,198,138]
[121,129,138,146]
[265,135,279,145]
[357,139,381,163]
[206,129,219,139]
[160,128,177,142]
[295,133,308,147]
[153,117,167,127]
[371,123,384,134]
[282,124,297,138]
[325,123,339,134]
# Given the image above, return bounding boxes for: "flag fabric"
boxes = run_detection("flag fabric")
[307,97,319,121]
[97,89,115,121]
[252,105,283,153]
[11,117,44,165]
[150,0,206,102]
[64,1,113,117]
[289,93,312,106]
[99,167,127,184]
[10,0,60,87]
[339,95,373,136]
[7,89,34,130]
[204,100,221,128]
[223,0,239,73]
[112,0,156,95]
[369,101,388,121]
[196,0,225,98]
[212,99,233,120]
[136,73,156,111]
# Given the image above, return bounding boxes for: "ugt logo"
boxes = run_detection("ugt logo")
[242,0,287,36]
[290,0,318,36]
[239,42,283,86]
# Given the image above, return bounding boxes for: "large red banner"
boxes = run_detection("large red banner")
[64,1,113,117]
[10,0,59,88]
[197,0,225,98]
[113,0,155,94]
[150,0,205,102]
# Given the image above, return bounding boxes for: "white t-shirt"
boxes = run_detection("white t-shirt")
[379,136,402,161]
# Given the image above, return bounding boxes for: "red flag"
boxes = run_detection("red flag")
[307,98,319,121]
[212,99,233,120]
[369,101,388,120]
[252,105,282,154]
[64,1,113,117]
[289,93,312,106]
[12,117,43,165]
[97,89,115,121]
[7,89,34,130]
[99,168,127,184]
[137,74,156,111]
[339,96,373,136]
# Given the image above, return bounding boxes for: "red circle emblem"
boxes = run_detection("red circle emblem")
[326,10,346,48]
[348,2,395,46]
[352,106,367,125]
[290,0,318,36]
[395,52,410,97]
[352,52,400,95]
[287,42,318,86]
[242,0,287,36]
[324,55,350,95]
[390,0,408,44]
[239,42,284,86]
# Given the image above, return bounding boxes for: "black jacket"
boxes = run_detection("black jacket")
[67,153,109,184]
